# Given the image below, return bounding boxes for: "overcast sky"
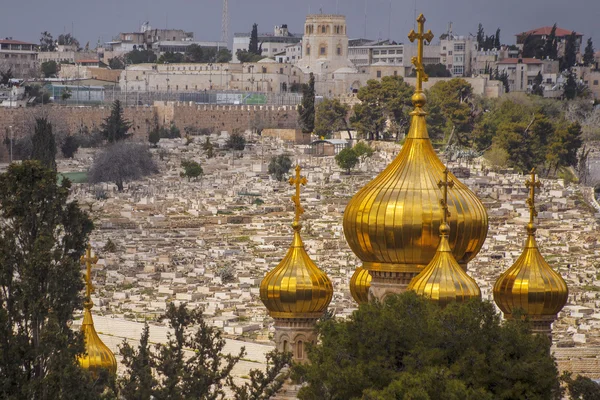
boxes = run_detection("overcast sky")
[1,0,598,48]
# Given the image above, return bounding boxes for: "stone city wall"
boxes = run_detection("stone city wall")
[0,103,299,162]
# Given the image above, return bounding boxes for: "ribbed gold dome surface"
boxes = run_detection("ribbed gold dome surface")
[78,305,117,376]
[494,170,568,321]
[349,267,372,304]
[343,100,488,274]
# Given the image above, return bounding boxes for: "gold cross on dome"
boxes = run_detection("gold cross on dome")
[289,164,308,223]
[525,168,542,224]
[80,244,98,301]
[438,168,455,224]
[408,14,434,92]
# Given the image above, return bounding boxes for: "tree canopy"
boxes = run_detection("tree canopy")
[335,147,359,173]
[0,161,97,399]
[426,78,475,143]
[125,49,157,64]
[294,292,561,400]
[249,23,260,55]
[226,132,247,151]
[31,117,57,170]
[268,154,293,181]
[583,38,595,67]
[315,98,351,139]
[101,100,131,143]
[41,60,58,78]
[298,73,316,134]
[180,160,203,181]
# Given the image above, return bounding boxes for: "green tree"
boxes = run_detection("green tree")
[494,28,501,48]
[202,137,215,158]
[58,33,80,48]
[562,31,578,71]
[158,51,185,64]
[583,38,595,67]
[118,324,156,399]
[562,372,600,400]
[426,78,474,143]
[543,24,558,60]
[31,117,57,170]
[108,57,125,70]
[249,23,260,55]
[229,350,293,400]
[268,154,293,181]
[298,73,316,133]
[353,141,375,162]
[216,48,233,63]
[61,135,80,158]
[148,129,160,147]
[0,161,98,399]
[532,71,544,96]
[564,70,579,100]
[335,148,359,173]
[295,292,561,400]
[101,100,131,143]
[226,132,247,151]
[125,49,157,64]
[39,31,56,52]
[476,23,485,48]
[236,50,264,63]
[351,76,414,140]
[89,142,158,191]
[41,60,58,78]
[314,98,352,139]
[0,67,13,85]
[521,33,545,59]
[185,44,204,62]
[180,160,203,181]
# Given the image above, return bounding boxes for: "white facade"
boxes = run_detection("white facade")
[232,24,302,63]
[440,36,477,77]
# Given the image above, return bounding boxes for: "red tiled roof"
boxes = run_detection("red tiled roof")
[0,39,37,46]
[77,59,100,63]
[517,26,583,37]
[496,58,544,65]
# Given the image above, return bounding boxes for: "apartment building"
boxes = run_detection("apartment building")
[0,39,38,78]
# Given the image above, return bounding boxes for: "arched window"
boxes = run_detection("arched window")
[306,45,311,56]
[321,25,326,34]
[297,341,303,359]
[283,340,288,352]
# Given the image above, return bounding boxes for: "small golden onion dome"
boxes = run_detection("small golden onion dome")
[493,170,568,320]
[408,222,481,307]
[350,267,372,304]
[260,222,333,319]
[78,303,117,376]
[343,102,488,275]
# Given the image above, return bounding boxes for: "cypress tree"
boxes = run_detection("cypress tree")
[249,23,259,55]
[543,24,558,60]
[298,73,316,134]
[101,100,131,143]
[31,117,57,170]
[583,38,595,67]
[562,31,578,71]
[494,28,501,48]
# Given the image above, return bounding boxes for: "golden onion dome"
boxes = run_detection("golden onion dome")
[78,303,118,376]
[408,169,481,306]
[343,15,487,276]
[260,166,333,319]
[493,170,568,318]
[78,245,117,376]
[349,267,372,304]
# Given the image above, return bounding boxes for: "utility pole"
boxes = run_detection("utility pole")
[9,125,13,163]
[221,0,229,46]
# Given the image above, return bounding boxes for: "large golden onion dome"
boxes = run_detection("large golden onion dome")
[350,267,372,304]
[493,170,568,320]
[78,245,117,376]
[343,15,488,276]
[260,166,333,319]
[408,169,481,307]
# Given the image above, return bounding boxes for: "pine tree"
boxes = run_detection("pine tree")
[298,73,316,134]
[583,38,595,67]
[476,23,485,48]
[31,117,57,170]
[494,28,501,48]
[0,161,98,399]
[562,31,578,71]
[101,100,131,143]
[249,23,260,55]
[202,137,214,158]
[563,71,578,100]
[119,324,156,399]
[532,71,544,96]
[543,24,558,60]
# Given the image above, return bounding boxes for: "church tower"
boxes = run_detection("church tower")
[78,245,117,376]
[343,14,488,302]
[493,170,568,338]
[260,166,333,362]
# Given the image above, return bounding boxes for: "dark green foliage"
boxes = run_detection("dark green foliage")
[494,28,501,48]
[25,84,51,105]
[249,23,260,55]
[532,71,544,96]
[119,324,156,399]
[295,292,561,400]
[314,98,351,139]
[202,137,215,158]
[564,71,579,100]
[40,31,56,52]
[148,129,160,147]
[226,132,247,151]
[543,24,559,60]
[101,100,131,143]
[180,160,203,181]
[0,161,97,399]
[0,67,13,85]
[229,350,292,400]
[583,38,595,67]
[563,372,600,400]
[125,49,157,64]
[426,78,474,142]
[185,44,204,62]
[41,60,58,78]
[31,117,57,170]
[158,51,185,64]
[236,50,264,63]
[563,31,579,71]
[350,76,414,140]
[521,33,545,59]
[425,63,452,77]
[108,57,125,70]
[335,147,359,173]
[268,154,293,181]
[215,48,233,63]
[89,142,158,191]
[491,67,510,93]
[476,23,484,48]
[61,135,80,158]
[353,141,375,162]
[58,33,80,48]
[298,73,316,133]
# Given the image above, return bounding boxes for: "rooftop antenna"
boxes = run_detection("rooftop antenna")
[364,0,367,38]
[388,0,392,41]
[221,0,229,45]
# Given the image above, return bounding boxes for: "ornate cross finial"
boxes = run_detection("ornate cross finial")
[408,14,434,93]
[438,168,455,227]
[288,164,308,224]
[80,244,98,306]
[525,168,542,227]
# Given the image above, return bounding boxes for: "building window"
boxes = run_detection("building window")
[454,43,465,52]
[306,46,310,56]
[322,26,326,34]
[377,70,382,78]
[320,46,326,56]
[297,341,303,359]
[453,65,464,75]
[262,67,267,73]
[594,80,599,86]
[337,47,342,56]
[394,70,398,76]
